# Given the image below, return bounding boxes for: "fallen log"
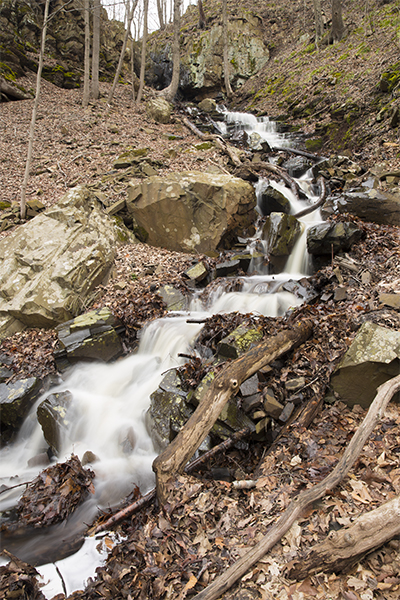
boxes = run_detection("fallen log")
[182,115,243,167]
[191,374,400,600]
[91,427,251,535]
[272,146,325,161]
[287,494,400,579]
[246,161,305,202]
[153,320,313,505]
[292,176,326,218]
[0,76,31,101]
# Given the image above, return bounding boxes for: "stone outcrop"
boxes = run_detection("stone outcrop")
[0,378,42,445]
[37,391,73,454]
[261,212,302,256]
[127,171,256,253]
[0,186,133,339]
[0,0,128,96]
[329,186,400,227]
[146,10,269,97]
[330,322,400,408]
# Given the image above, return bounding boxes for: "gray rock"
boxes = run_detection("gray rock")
[184,261,209,283]
[282,156,313,179]
[157,285,187,311]
[330,322,400,408]
[37,391,73,454]
[0,187,133,339]
[307,221,362,255]
[146,97,172,124]
[325,187,400,226]
[218,325,263,360]
[198,98,217,112]
[258,184,291,216]
[0,378,41,444]
[127,171,256,253]
[54,307,124,369]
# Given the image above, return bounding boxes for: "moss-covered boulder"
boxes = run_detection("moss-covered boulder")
[262,212,302,256]
[37,391,73,454]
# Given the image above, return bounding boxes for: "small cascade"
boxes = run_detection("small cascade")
[0,108,325,596]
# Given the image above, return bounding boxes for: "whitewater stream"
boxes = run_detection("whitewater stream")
[0,110,323,597]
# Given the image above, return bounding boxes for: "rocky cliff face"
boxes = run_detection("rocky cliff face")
[146,7,269,99]
[0,0,128,94]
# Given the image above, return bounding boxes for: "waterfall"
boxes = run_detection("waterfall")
[0,109,323,597]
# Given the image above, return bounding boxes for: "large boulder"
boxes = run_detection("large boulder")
[0,186,133,339]
[330,322,400,408]
[147,11,269,96]
[127,171,256,253]
[307,222,363,255]
[261,212,302,256]
[323,185,400,226]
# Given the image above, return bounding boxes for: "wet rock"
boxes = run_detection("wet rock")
[54,307,124,370]
[262,212,302,256]
[240,374,259,397]
[146,97,172,124]
[37,391,73,455]
[0,378,41,445]
[307,221,362,255]
[279,401,295,422]
[0,365,13,382]
[218,325,263,360]
[282,156,313,178]
[330,322,400,408]
[0,186,132,340]
[215,259,241,278]
[324,186,400,226]
[263,389,284,419]
[127,171,256,253]
[157,285,187,311]
[258,183,291,216]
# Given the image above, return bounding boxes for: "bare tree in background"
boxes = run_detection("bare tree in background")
[156,0,165,29]
[91,0,101,99]
[312,0,324,44]
[331,0,345,41]
[20,0,51,219]
[108,0,139,104]
[159,0,181,101]
[198,0,206,28]
[222,0,232,97]
[136,0,149,103]
[82,0,90,107]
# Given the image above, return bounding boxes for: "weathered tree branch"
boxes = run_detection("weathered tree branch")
[0,76,31,100]
[292,176,326,218]
[287,494,400,579]
[153,320,313,505]
[182,116,243,167]
[191,374,400,600]
[245,161,305,201]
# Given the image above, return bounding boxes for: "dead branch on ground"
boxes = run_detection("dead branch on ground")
[182,116,243,167]
[292,176,327,218]
[191,374,400,600]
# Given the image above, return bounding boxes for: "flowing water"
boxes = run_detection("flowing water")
[0,111,323,596]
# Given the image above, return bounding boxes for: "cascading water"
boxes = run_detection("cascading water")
[0,110,323,597]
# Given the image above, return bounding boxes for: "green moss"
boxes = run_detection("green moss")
[305,138,323,152]
[0,62,17,81]
[194,142,214,151]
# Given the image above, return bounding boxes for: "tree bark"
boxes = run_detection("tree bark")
[108,0,139,105]
[153,320,313,505]
[82,0,90,108]
[191,374,400,600]
[20,0,50,220]
[331,0,345,42]
[198,0,206,28]
[91,0,101,100]
[136,0,148,104]
[312,0,324,43]
[156,0,165,29]
[159,0,181,102]
[288,494,400,579]
[222,0,233,98]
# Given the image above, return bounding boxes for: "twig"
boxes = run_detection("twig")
[55,564,67,596]
[192,374,400,600]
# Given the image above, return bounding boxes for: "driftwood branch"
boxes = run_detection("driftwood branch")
[287,494,400,579]
[0,76,31,100]
[292,176,327,218]
[153,320,313,505]
[191,374,400,600]
[91,427,251,535]
[182,115,243,167]
[272,146,324,161]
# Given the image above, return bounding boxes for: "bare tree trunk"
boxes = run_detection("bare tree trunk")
[156,0,165,29]
[20,0,51,220]
[331,0,345,41]
[312,0,324,43]
[130,33,136,103]
[153,320,313,505]
[82,0,90,107]
[136,0,148,104]
[91,0,100,99]
[198,0,206,28]
[108,0,139,105]
[222,0,233,98]
[158,0,181,102]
